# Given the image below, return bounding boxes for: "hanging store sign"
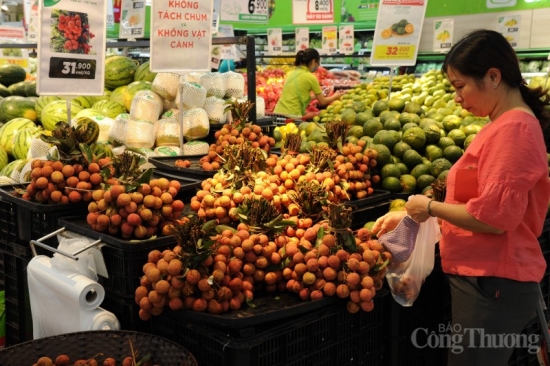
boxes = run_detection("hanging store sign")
[118,0,146,39]
[322,25,337,55]
[292,0,334,24]
[497,14,521,49]
[433,18,453,53]
[37,0,107,95]
[370,0,428,67]
[339,24,354,55]
[220,0,268,23]
[267,27,282,55]
[150,0,214,73]
[295,27,309,51]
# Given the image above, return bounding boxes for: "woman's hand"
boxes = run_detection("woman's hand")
[371,210,408,237]
[405,195,432,223]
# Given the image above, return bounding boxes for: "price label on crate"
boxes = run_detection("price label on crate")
[220,0,268,23]
[118,0,146,39]
[37,0,107,95]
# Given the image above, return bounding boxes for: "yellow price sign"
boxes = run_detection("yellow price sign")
[373,45,416,61]
[0,59,29,68]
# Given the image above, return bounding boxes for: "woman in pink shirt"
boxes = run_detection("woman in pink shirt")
[373,29,550,365]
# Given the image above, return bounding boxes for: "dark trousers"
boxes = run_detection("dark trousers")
[447,274,540,366]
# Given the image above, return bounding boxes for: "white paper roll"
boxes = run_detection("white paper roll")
[80,308,121,331]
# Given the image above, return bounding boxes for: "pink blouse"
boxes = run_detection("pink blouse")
[441,110,550,282]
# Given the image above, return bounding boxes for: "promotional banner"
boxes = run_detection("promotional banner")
[295,27,309,51]
[118,0,146,39]
[433,18,453,53]
[220,0,268,23]
[293,0,335,24]
[370,0,428,67]
[0,26,30,70]
[497,14,520,48]
[322,25,337,55]
[339,24,354,55]
[150,0,214,73]
[37,0,107,95]
[267,27,282,55]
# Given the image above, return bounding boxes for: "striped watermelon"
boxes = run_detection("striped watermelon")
[74,108,105,121]
[110,86,128,111]
[13,127,41,160]
[0,159,24,177]
[73,96,96,109]
[134,61,157,82]
[123,81,152,111]
[0,96,38,123]
[35,96,62,120]
[91,100,126,118]
[41,100,83,131]
[104,56,139,90]
[0,84,10,98]
[0,146,7,172]
[0,118,37,155]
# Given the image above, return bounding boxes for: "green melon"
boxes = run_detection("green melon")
[0,83,10,98]
[24,81,37,97]
[35,96,62,119]
[41,100,83,130]
[0,96,37,123]
[74,108,105,120]
[0,146,7,172]
[123,81,152,111]
[13,127,41,160]
[104,56,138,90]
[7,81,28,96]
[72,96,96,109]
[110,86,128,110]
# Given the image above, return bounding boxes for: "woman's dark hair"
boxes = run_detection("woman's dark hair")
[294,48,320,67]
[442,29,550,129]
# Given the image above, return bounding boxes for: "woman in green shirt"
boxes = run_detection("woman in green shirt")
[273,48,343,118]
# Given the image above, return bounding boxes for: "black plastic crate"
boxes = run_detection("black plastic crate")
[151,170,201,203]
[0,199,16,246]
[101,291,150,333]
[344,190,391,208]
[350,200,391,230]
[148,155,216,180]
[0,186,88,249]
[150,293,386,366]
[2,247,32,346]
[58,217,177,298]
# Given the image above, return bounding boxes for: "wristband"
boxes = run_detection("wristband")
[427,200,435,217]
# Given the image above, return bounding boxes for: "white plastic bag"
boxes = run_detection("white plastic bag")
[50,234,104,281]
[385,216,441,306]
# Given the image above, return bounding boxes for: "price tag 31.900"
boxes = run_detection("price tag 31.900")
[49,57,97,79]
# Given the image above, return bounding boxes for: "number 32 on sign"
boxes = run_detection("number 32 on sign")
[373,45,416,60]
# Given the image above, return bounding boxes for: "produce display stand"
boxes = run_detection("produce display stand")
[149,291,387,366]
[0,330,198,366]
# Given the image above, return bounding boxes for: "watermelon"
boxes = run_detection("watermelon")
[134,61,157,82]
[0,159,23,177]
[109,85,128,111]
[0,96,38,123]
[0,146,8,172]
[0,83,11,98]
[72,96,95,109]
[0,64,26,87]
[8,81,29,96]
[35,96,62,119]
[74,108,105,121]
[13,127,41,160]
[91,100,126,118]
[104,56,138,90]
[24,80,38,97]
[41,100,83,131]
[0,118,36,155]
[123,81,152,111]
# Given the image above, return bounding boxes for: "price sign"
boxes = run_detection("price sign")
[0,26,31,71]
[322,26,337,55]
[118,0,146,39]
[267,28,283,55]
[498,15,521,49]
[295,27,309,51]
[49,57,96,79]
[37,0,107,95]
[339,25,354,55]
[220,0,268,23]
[373,45,416,60]
[433,19,453,53]
[293,0,334,24]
